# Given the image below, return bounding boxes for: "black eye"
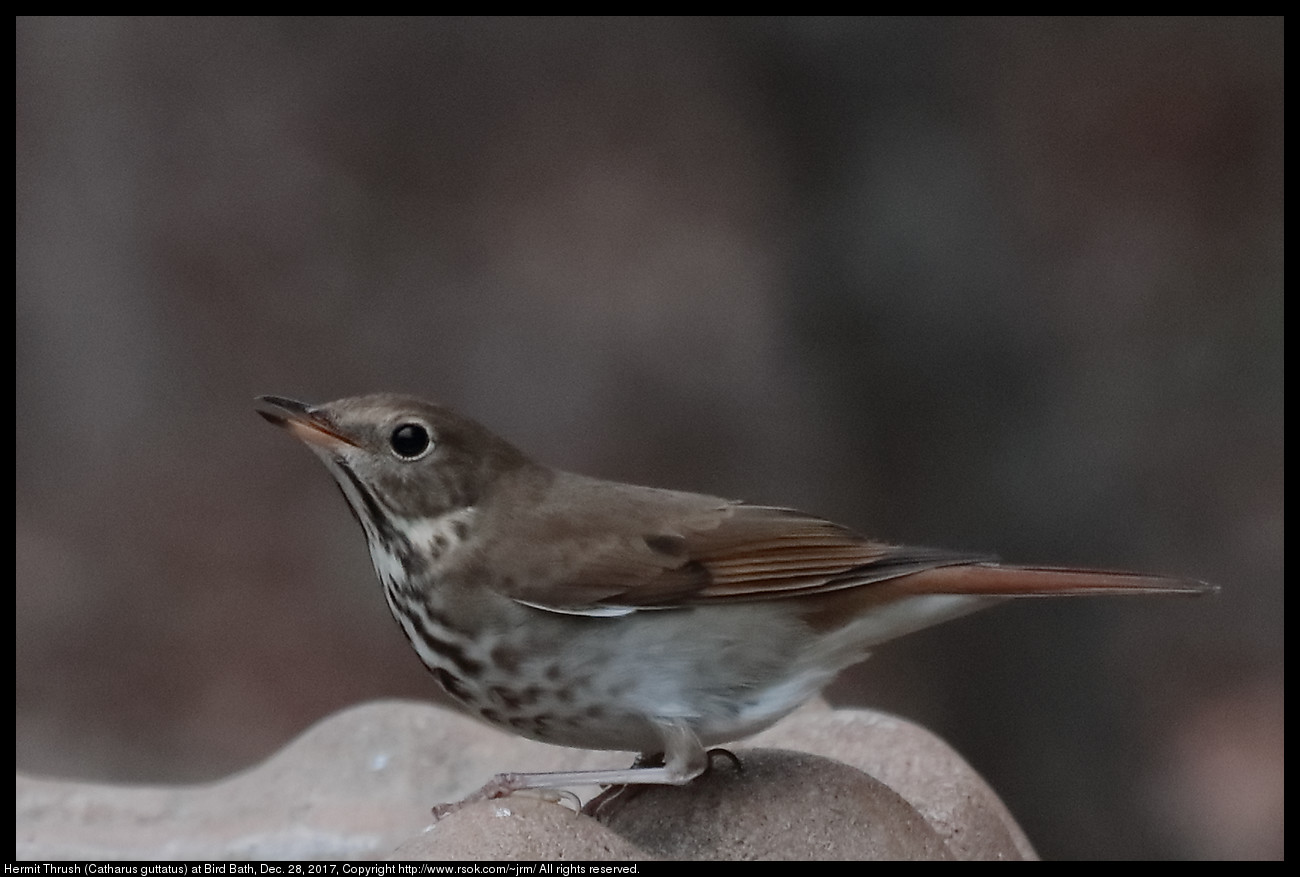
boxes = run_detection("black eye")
[389,422,432,460]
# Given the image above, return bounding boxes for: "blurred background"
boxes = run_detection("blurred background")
[16,17,1281,859]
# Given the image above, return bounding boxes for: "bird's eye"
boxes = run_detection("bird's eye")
[389,422,433,460]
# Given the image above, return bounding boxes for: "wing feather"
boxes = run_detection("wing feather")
[469,473,990,612]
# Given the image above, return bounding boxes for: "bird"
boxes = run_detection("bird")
[256,393,1212,811]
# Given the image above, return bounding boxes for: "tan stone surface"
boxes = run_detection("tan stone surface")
[749,703,1037,859]
[391,797,645,860]
[593,748,951,860]
[16,699,1035,860]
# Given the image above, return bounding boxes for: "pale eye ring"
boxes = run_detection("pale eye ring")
[389,421,433,460]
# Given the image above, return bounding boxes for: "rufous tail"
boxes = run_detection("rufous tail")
[903,563,1215,597]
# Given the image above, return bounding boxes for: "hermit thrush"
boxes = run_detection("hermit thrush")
[257,394,1210,811]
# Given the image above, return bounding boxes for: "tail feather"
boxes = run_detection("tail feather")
[902,563,1216,597]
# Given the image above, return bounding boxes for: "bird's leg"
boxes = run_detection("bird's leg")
[432,718,709,820]
[583,744,744,819]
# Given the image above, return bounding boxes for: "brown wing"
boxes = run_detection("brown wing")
[656,506,988,603]
[469,472,989,612]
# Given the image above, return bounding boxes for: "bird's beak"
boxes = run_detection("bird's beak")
[256,395,360,451]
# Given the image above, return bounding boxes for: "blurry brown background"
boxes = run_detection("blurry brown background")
[15,18,1281,859]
